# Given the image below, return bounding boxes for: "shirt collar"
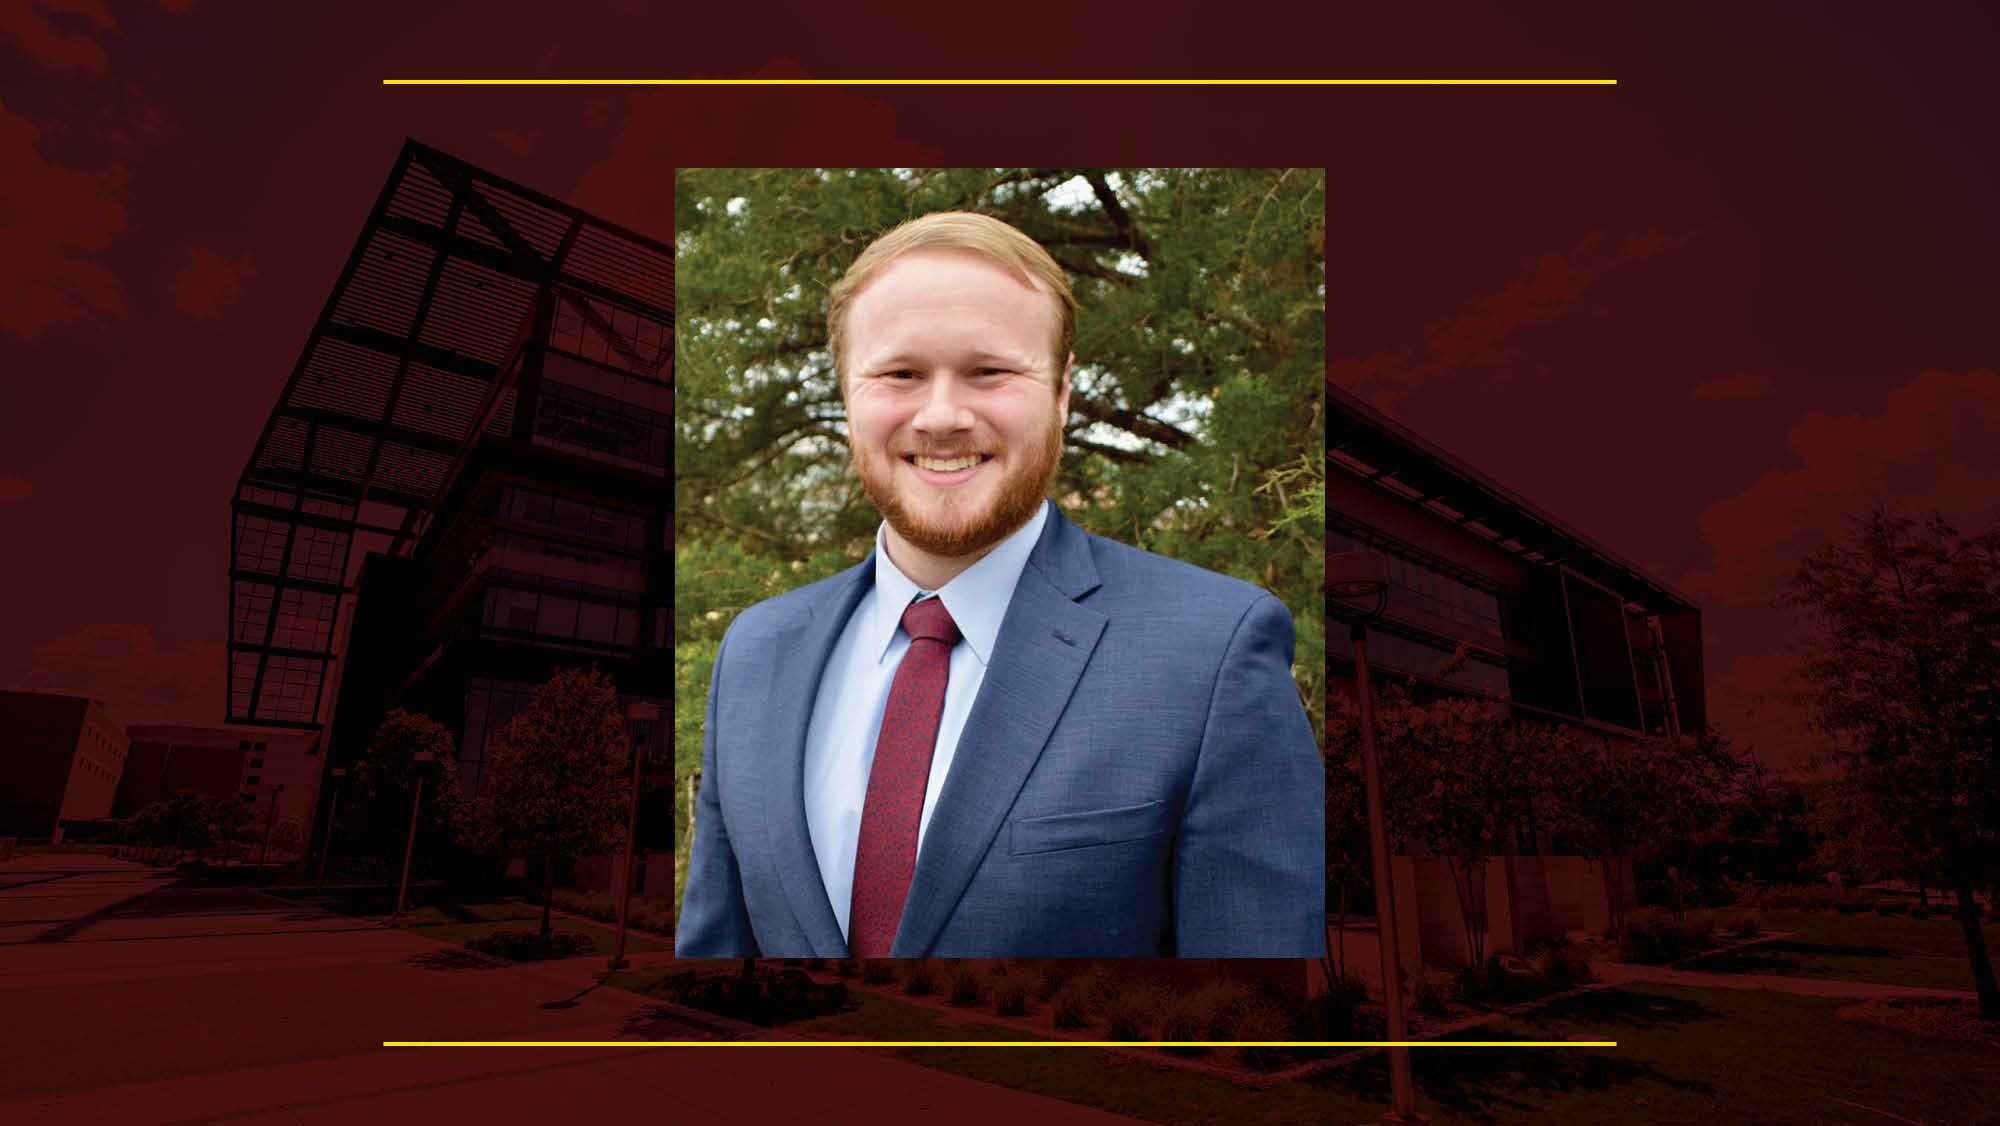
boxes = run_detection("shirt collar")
[867,500,1050,667]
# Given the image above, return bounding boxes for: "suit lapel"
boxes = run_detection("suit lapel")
[759,558,872,957]
[893,510,1106,955]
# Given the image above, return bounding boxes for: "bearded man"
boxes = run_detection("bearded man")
[677,211,1323,958]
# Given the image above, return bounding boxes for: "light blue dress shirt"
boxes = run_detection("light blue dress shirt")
[803,500,1051,942]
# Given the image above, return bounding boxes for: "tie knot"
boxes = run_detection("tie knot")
[901,597,960,646]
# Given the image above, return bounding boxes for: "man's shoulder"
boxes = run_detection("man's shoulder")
[720,562,866,646]
[1070,525,1284,618]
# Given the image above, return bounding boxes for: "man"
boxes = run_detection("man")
[678,210,1322,957]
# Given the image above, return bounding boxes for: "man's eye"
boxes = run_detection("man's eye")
[975,367,1012,376]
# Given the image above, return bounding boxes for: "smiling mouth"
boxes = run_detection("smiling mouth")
[905,454,992,473]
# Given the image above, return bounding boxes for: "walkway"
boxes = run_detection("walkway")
[1,852,1147,1125]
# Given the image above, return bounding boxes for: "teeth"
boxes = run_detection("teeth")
[913,455,983,472]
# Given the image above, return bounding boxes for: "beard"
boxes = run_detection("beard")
[853,414,1063,559]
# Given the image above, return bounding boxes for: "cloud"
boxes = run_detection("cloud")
[1330,229,1696,413]
[16,623,225,726]
[569,59,940,241]
[169,247,254,317]
[0,475,31,502]
[493,129,533,157]
[1681,368,2000,608]
[0,97,127,340]
[0,0,117,73]
[1691,372,1773,402]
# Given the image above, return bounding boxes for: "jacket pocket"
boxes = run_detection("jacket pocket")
[1009,799,1167,857]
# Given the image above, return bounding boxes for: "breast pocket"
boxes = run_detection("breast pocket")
[1009,799,1167,857]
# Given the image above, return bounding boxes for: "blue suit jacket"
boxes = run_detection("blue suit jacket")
[676,507,1324,957]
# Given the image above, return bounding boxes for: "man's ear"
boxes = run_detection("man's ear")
[1058,353,1074,419]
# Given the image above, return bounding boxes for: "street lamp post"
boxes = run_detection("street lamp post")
[392,752,436,925]
[606,701,659,975]
[1330,549,1425,1125]
[316,767,348,894]
[256,783,286,881]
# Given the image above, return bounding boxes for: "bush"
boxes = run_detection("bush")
[900,961,939,995]
[1032,960,1078,1001]
[1619,916,1716,964]
[832,958,858,979]
[861,959,896,985]
[1535,940,1593,989]
[1102,989,1152,1041]
[992,968,1035,1017]
[1307,972,1377,1037]
[465,928,593,961]
[1230,999,1292,1071]
[1408,967,1454,1017]
[648,966,850,1026]
[1728,914,1761,938]
[1050,974,1100,1029]
[947,963,985,1007]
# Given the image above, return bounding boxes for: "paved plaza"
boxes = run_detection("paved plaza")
[0,853,1144,1124]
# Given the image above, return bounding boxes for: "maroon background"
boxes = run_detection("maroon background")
[3,3,1995,797]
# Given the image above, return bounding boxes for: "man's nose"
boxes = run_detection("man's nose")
[911,374,975,434]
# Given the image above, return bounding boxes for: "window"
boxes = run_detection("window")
[249,757,264,768]
[253,742,267,751]
[245,775,260,785]
[239,793,256,803]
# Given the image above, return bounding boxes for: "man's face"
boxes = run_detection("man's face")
[842,248,1071,562]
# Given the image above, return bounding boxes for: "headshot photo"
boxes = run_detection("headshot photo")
[673,168,1326,958]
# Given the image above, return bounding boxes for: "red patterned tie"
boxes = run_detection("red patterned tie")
[848,596,960,957]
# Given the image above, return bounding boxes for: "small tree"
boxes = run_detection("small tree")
[479,666,630,937]
[1335,684,1557,968]
[1784,507,2000,1018]
[342,710,470,879]
[128,790,217,855]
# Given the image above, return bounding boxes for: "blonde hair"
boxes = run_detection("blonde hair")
[828,211,1075,388]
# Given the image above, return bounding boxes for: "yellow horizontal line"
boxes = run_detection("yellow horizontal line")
[382,1048,1616,1056]
[381,78,1616,87]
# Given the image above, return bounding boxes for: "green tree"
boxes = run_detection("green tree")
[479,666,630,937]
[342,710,470,877]
[1783,507,2000,1018]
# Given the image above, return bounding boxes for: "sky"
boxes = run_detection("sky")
[2,1,1995,768]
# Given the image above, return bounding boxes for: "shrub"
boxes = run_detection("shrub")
[1619,916,1716,964]
[900,961,939,996]
[1050,975,1099,1029]
[862,959,896,985]
[1230,999,1292,1071]
[992,968,1035,1017]
[1102,989,1151,1041]
[1873,900,1906,917]
[947,963,986,1007]
[1033,960,1077,1002]
[1409,967,1454,1017]
[1308,971,1376,1037]
[465,928,593,961]
[1729,914,1761,937]
[1535,940,1593,989]
[832,958,858,979]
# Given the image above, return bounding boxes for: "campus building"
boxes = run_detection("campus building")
[116,725,323,843]
[0,690,129,841]
[1328,384,1707,964]
[226,141,670,865]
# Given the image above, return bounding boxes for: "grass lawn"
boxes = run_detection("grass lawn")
[758,982,1998,1125]
[1676,907,1998,992]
